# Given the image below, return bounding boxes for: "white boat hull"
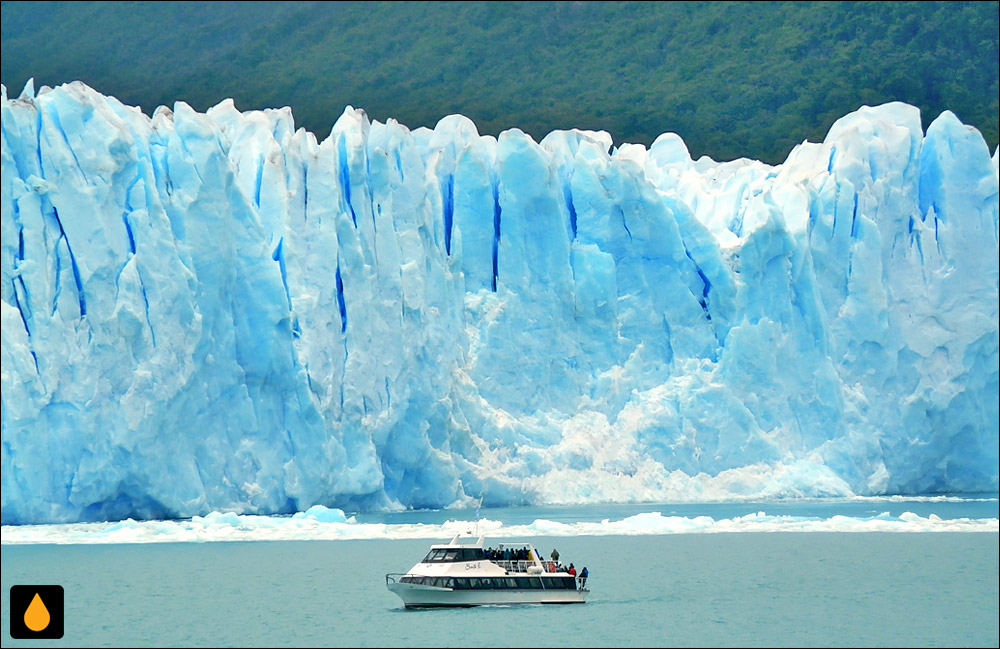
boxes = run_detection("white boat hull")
[387,582,588,607]
[385,533,590,608]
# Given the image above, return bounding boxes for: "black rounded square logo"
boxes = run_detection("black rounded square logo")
[9,585,64,639]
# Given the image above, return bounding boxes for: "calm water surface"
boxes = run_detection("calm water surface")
[3,533,998,647]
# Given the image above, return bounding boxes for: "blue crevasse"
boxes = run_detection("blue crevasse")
[1,81,998,524]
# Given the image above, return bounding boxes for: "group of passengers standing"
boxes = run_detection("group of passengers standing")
[485,546,534,563]
[481,546,589,589]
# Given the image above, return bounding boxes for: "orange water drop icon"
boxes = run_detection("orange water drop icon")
[24,592,51,632]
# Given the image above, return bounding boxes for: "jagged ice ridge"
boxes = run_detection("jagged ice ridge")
[1,80,997,524]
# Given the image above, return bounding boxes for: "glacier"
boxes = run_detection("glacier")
[1,80,997,525]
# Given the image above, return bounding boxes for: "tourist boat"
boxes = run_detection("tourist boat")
[385,533,589,607]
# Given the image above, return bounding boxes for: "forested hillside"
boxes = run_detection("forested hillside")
[2,1,996,163]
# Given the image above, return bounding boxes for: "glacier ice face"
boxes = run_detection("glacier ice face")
[1,81,997,524]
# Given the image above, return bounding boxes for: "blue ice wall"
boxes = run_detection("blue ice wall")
[2,82,997,524]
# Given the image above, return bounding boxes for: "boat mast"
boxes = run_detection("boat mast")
[473,493,484,536]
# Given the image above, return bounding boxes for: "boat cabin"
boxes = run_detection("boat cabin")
[386,533,588,607]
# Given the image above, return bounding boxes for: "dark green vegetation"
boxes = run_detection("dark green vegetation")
[2,1,997,164]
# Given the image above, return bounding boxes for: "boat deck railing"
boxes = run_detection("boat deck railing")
[494,560,564,573]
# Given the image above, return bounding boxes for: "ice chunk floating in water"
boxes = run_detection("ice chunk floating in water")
[2,500,997,545]
[1,81,998,524]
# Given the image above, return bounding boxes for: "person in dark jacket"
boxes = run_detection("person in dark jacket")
[578,566,589,589]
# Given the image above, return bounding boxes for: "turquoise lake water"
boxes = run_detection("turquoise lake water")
[2,499,998,647]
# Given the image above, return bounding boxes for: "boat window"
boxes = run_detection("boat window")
[443,550,458,562]
[467,578,481,589]
[400,576,413,584]
[527,577,542,589]
[422,549,450,562]
[445,578,455,589]
[458,548,484,561]
[432,578,446,588]
[504,578,518,588]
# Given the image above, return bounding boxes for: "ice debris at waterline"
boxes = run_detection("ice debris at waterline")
[1,81,998,525]
[2,505,998,545]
